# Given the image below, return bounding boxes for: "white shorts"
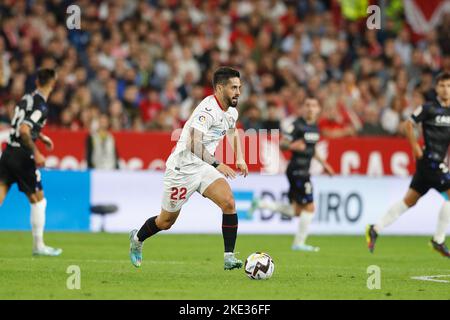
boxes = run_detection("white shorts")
[161,162,224,212]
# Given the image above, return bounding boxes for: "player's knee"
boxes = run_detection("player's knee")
[159,223,172,230]
[305,202,315,213]
[220,194,235,213]
[403,197,417,207]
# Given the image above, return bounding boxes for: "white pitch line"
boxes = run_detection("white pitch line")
[411,275,450,283]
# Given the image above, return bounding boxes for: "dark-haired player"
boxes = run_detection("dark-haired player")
[249,97,335,252]
[0,68,62,256]
[367,72,450,257]
[129,67,248,269]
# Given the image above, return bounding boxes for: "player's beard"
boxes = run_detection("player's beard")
[230,96,239,108]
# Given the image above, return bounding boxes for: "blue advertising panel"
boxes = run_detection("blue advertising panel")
[0,170,90,231]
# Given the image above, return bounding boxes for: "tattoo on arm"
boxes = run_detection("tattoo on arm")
[189,128,218,166]
[228,128,244,162]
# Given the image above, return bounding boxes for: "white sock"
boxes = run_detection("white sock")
[433,201,450,244]
[258,199,295,217]
[375,200,409,232]
[293,211,314,246]
[31,198,46,251]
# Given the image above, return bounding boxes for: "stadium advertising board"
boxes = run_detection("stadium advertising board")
[91,171,445,235]
[1,129,428,176]
[0,170,445,234]
[0,170,90,231]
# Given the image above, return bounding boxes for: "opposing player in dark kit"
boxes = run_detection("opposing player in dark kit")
[249,97,335,252]
[367,72,450,257]
[0,68,62,256]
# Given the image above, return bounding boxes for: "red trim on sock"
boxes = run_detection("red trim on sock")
[222,224,238,228]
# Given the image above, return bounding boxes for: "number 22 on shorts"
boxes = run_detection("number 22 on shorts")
[170,187,187,201]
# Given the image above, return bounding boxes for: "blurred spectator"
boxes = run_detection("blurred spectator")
[360,107,388,136]
[262,104,281,131]
[0,98,13,128]
[318,102,356,138]
[179,85,204,122]
[437,12,450,55]
[140,88,163,125]
[109,99,130,131]
[160,79,182,107]
[147,105,180,132]
[88,67,111,112]
[380,96,406,135]
[394,28,413,66]
[241,104,263,131]
[122,85,140,120]
[86,114,119,170]
[0,0,446,137]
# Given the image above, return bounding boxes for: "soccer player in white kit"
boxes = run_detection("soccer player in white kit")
[129,67,248,270]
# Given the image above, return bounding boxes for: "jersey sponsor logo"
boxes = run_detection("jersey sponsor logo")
[304,132,320,142]
[435,115,450,125]
[212,128,227,136]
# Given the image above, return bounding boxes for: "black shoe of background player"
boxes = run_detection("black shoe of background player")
[430,239,450,258]
[366,224,378,253]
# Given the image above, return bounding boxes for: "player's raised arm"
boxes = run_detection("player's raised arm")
[226,128,248,177]
[189,127,236,179]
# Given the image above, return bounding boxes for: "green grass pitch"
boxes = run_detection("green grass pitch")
[0,232,449,300]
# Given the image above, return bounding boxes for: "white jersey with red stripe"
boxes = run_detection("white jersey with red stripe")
[165,95,238,172]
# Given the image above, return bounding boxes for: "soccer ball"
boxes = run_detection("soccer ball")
[244,252,275,280]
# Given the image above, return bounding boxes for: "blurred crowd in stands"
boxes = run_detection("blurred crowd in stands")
[0,0,449,138]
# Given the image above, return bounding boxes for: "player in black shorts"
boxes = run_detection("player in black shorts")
[0,68,62,256]
[249,97,335,251]
[367,72,450,258]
